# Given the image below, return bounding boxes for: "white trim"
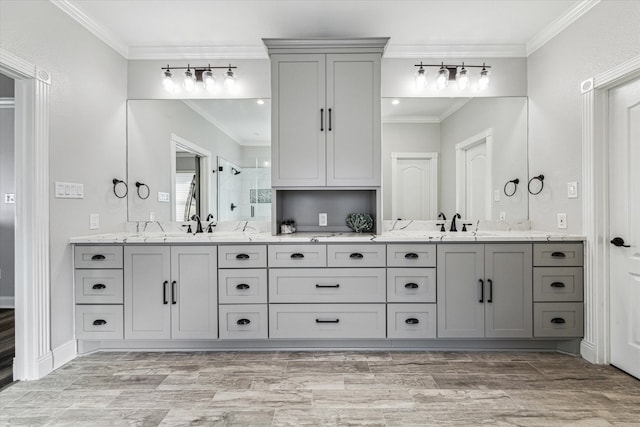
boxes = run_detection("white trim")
[52,339,77,370]
[2,48,53,380]
[439,99,472,122]
[49,0,129,58]
[455,128,493,220]
[0,98,15,109]
[383,116,442,124]
[526,0,601,56]
[581,54,640,365]
[0,296,15,308]
[384,44,526,59]
[128,45,268,60]
[170,134,213,221]
[391,152,439,221]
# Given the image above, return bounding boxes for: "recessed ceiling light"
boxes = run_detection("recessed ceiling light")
[257,99,265,105]
[391,99,400,105]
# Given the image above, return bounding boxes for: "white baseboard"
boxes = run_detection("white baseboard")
[0,296,15,308]
[52,339,77,370]
[580,339,598,364]
[36,352,53,379]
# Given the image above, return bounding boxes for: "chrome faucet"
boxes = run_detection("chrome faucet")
[190,214,204,233]
[450,213,461,232]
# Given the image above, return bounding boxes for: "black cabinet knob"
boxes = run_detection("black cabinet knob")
[291,253,305,259]
[92,319,107,326]
[404,253,419,259]
[349,253,364,259]
[91,254,106,260]
[236,283,250,290]
[550,282,566,288]
[405,318,419,325]
[92,283,106,290]
[236,318,251,326]
[551,252,566,258]
[550,317,566,324]
[404,283,419,289]
[235,253,250,260]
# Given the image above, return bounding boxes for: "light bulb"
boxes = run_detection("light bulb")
[415,66,426,90]
[391,99,400,105]
[436,65,449,90]
[203,69,216,92]
[224,67,236,91]
[456,66,469,90]
[183,67,195,92]
[162,68,174,92]
[478,65,490,90]
[257,99,265,105]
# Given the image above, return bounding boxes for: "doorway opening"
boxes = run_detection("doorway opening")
[391,152,438,220]
[170,134,212,222]
[455,128,493,220]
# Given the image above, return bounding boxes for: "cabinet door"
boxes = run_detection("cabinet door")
[124,246,171,339]
[484,244,533,338]
[326,54,381,186]
[437,244,485,338]
[170,246,218,339]
[271,54,326,186]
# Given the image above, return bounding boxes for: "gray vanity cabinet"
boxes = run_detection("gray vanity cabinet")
[437,244,533,338]
[270,53,381,187]
[124,246,217,340]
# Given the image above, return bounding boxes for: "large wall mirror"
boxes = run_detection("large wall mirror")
[382,97,528,221]
[127,99,271,222]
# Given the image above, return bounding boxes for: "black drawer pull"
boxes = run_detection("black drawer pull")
[405,318,419,325]
[291,253,305,259]
[550,317,566,324]
[404,282,419,289]
[237,318,251,326]
[92,319,107,326]
[349,253,364,259]
[91,254,106,260]
[551,252,566,258]
[316,284,340,288]
[316,319,340,323]
[92,283,106,290]
[550,282,566,288]
[404,253,419,259]
[235,253,250,260]
[236,283,250,290]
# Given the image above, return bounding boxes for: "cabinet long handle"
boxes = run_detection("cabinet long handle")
[235,253,250,260]
[291,253,305,259]
[551,251,566,258]
[479,279,484,303]
[316,284,340,288]
[163,281,168,305]
[171,281,177,304]
[404,253,419,259]
[550,282,566,288]
[320,108,324,132]
[349,253,363,259]
[550,317,566,324]
[328,108,332,131]
[487,279,493,303]
[316,319,340,323]
[92,283,106,290]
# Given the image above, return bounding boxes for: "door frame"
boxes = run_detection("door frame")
[455,128,493,220]
[581,54,640,364]
[390,152,438,220]
[0,48,52,380]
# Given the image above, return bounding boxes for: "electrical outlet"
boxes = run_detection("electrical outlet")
[149,212,156,221]
[319,213,328,226]
[557,213,567,229]
[499,211,506,220]
[4,193,15,204]
[494,190,500,202]
[567,182,578,199]
[89,213,100,230]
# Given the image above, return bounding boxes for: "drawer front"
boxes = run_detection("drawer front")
[74,269,123,304]
[269,268,386,303]
[75,305,123,340]
[327,244,386,267]
[387,268,436,303]
[533,243,583,267]
[533,302,584,337]
[74,245,123,269]
[218,269,268,304]
[269,304,386,339]
[387,244,436,267]
[218,245,267,268]
[533,267,584,302]
[268,245,327,268]
[387,304,437,339]
[219,304,268,340]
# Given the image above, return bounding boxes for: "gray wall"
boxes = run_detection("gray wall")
[0,74,15,303]
[0,1,128,349]
[527,1,640,233]
[381,122,440,219]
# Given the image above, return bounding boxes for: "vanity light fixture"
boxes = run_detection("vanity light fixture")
[160,64,238,93]
[413,61,491,91]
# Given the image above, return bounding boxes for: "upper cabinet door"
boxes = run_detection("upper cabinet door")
[271,54,326,187]
[326,54,381,186]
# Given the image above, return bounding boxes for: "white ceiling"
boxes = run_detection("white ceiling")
[382,98,471,123]
[53,0,600,59]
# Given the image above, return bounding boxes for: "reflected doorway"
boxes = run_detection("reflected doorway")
[391,152,438,220]
[170,134,212,222]
[456,129,492,220]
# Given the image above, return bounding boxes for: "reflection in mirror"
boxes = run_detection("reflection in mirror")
[382,97,528,221]
[127,99,270,222]
[217,156,272,222]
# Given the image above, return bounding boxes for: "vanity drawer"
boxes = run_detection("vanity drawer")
[387,304,437,339]
[74,269,123,304]
[387,268,436,303]
[533,267,583,302]
[74,245,123,269]
[218,269,268,304]
[75,305,123,340]
[533,302,584,338]
[327,244,386,267]
[268,244,327,268]
[218,245,267,268]
[269,304,386,339]
[269,268,386,303]
[533,243,583,267]
[387,244,436,267]
[219,304,268,340]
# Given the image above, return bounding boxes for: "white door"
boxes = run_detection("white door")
[609,77,640,379]
[464,142,488,219]
[392,154,438,220]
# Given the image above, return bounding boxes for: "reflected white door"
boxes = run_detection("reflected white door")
[609,77,640,380]
[391,153,438,220]
[465,142,487,220]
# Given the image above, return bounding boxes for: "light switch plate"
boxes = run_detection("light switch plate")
[55,182,84,199]
[567,182,578,199]
[319,213,328,226]
[158,192,170,202]
[89,213,100,230]
[557,213,567,229]
[4,193,15,204]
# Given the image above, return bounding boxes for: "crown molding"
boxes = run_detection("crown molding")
[526,0,601,56]
[128,45,269,60]
[0,48,36,79]
[50,0,129,58]
[383,116,442,124]
[385,44,526,59]
[439,99,471,121]
[0,98,16,109]
[263,37,390,55]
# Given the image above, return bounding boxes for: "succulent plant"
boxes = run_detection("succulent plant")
[346,213,374,233]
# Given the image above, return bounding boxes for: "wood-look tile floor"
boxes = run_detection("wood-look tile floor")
[1,350,639,426]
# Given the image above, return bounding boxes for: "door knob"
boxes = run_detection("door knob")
[610,237,630,247]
